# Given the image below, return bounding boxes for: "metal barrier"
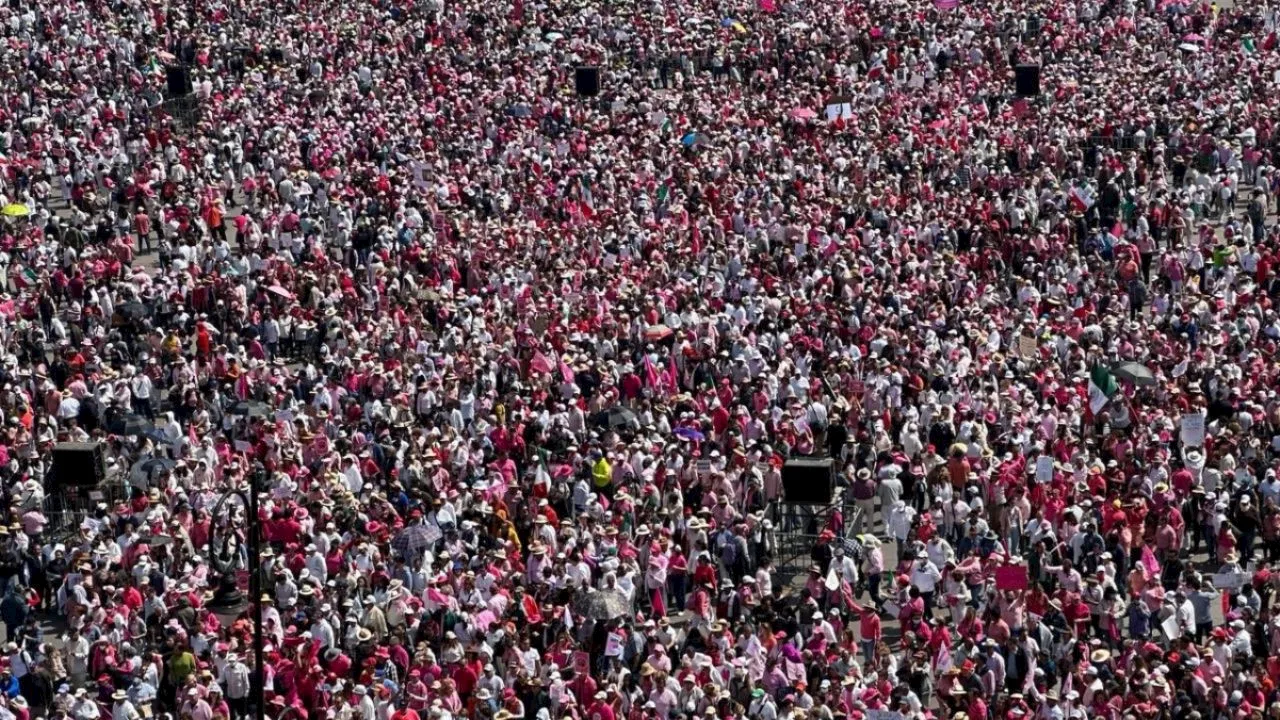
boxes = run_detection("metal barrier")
[155,94,202,129]
[767,492,863,582]
[41,470,131,541]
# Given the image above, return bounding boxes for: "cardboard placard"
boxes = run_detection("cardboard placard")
[1017,334,1038,359]
[994,565,1029,591]
[1160,614,1181,641]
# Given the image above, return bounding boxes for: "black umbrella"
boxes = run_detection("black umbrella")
[131,457,175,483]
[118,302,148,322]
[593,405,639,430]
[391,524,437,556]
[1112,361,1156,386]
[109,413,155,437]
[572,589,630,620]
[228,400,273,417]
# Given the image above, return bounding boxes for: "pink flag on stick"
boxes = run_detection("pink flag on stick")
[529,351,553,375]
[935,0,959,8]
[644,355,660,388]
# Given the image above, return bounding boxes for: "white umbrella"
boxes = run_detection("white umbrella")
[1178,42,1200,53]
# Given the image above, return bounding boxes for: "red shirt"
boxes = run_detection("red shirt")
[859,611,882,643]
[588,700,616,720]
[451,663,477,697]
[122,586,143,611]
[692,563,717,590]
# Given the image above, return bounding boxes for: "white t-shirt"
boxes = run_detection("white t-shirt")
[910,561,942,593]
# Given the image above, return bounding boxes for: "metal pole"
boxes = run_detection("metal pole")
[250,468,265,720]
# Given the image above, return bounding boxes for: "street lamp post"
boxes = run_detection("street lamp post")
[206,466,266,720]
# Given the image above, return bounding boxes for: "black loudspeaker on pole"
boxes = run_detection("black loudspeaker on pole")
[1015,64,1041,97]
[574,66,600,97]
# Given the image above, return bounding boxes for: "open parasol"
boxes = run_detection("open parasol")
[1111,361,1156,386]
[228,400,273,417]
[572,589,630,620]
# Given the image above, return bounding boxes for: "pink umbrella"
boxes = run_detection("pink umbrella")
[267,285,294,300]
[1182,33,1206,43]
[790,107,817,121]
[644,324,674,341]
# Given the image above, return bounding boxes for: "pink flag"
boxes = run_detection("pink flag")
[559,357,575,384]
[667,354,679,393]
[643,355,660,388]
[425,588,450,612]
[1140,545,1160,578]
[934,642,953,673]
[934,0,959,8]
[529,351,553,375]
[759,0,776,12]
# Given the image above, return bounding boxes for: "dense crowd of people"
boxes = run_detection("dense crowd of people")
[0,0,1275,718]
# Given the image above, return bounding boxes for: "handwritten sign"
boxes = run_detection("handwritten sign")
[995,565,1029,591]
[1181,413,1206,447]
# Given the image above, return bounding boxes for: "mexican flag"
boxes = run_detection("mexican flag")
[1068,185,1095,213]
[1088,365,1118,414]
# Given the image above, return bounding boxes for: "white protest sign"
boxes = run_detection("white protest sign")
[1212,572,1249,591]
[1181,413,1206,447]
[1035,455,1055,484]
